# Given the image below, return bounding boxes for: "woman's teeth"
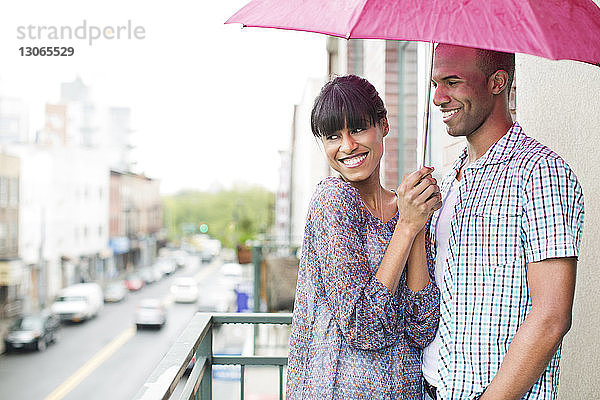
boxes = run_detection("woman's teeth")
[341,153,367,167]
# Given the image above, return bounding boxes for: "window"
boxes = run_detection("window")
[0,223,7,253]
[0,177,8,207]
[9,178,18,208]
[9,223,17,252]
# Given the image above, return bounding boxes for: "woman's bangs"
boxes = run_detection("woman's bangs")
[313,87,376,137]
[342,94,376,131]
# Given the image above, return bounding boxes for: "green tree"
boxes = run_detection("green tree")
[163,185,274,248]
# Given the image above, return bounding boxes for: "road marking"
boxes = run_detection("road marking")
[44,326,136,400]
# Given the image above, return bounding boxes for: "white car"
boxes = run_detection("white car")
[170,277,199,303]
[221,263,243,278]
[51,283,104,322]
[135,299,167,329]
[103,281,128,303]
[196,285,237,313]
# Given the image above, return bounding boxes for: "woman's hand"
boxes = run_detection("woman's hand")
[396,166,442,235]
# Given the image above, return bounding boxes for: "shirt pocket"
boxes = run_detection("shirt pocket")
[471,211,522,273]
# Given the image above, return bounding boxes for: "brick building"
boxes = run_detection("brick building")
[109,170,162,272]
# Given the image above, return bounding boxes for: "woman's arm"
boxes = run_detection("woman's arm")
[375,167,441,292]
[403,228,440,348]
[375,169,441,349]
[406,230,430,292]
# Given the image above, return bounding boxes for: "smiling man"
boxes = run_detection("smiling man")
[420,44,585,400]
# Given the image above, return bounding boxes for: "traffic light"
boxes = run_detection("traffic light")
[199,223,209,234]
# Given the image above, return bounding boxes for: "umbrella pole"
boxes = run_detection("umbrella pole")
[418,41,435,168]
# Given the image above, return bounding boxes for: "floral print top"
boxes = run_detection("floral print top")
[286,176,440,400]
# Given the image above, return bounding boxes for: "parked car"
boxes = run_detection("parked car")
[173,250,188,269]
[155,258,177,276]
[170,277,199,303]
[135,299,167,329]
[124,274,144,291]
[51,283,103,322]
[4,310,61,352]
[139,266,161,284]
[152,263,166,280]
[103,281,128,303]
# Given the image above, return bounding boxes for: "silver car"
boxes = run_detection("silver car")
[135,299,167,329]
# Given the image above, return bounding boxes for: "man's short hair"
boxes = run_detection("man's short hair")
[475,49,515,96]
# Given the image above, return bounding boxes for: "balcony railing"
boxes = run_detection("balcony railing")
[134,312,292,400]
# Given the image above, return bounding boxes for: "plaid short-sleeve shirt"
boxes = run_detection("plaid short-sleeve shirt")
[428,123,585,399]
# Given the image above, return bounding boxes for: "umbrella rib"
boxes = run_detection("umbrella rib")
[520,0,556,59]
[345,0,371,39]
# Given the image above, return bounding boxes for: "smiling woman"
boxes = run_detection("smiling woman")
[286,75,443,400]
[312,75,389,187]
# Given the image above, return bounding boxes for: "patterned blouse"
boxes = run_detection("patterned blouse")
[286,177,440,400]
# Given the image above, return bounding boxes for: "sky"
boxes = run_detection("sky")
[0,0,327,194]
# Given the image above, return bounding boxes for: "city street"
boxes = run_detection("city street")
[0,255,232,400]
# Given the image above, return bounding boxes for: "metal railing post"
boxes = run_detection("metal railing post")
[252,245,262,313]
[198,321,212,399]
[252,246,263,355]
[279,365,284,399]
[240,365,245,399]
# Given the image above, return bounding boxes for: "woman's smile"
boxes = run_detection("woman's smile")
[339,152,368,168]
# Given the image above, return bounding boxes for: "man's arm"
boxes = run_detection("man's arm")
[479,257,577,400]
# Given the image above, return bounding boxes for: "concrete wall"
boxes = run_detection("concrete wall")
[517,49,600,397]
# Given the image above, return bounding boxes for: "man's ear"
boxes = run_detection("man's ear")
[489,70,509,95]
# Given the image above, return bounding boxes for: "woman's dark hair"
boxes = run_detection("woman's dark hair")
[311,75,387,138]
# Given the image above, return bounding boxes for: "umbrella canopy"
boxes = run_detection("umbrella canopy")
[226,0,600,66]
[227,0,600,166]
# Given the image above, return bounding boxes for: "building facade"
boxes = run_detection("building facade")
[274,150,292,252]
[10,143,111,306]
[0,153,21,318]
[109,170,162,272]
[289,78,329,248]
[0,97,29,144]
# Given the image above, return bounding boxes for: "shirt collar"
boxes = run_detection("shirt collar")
[454,122,525,172]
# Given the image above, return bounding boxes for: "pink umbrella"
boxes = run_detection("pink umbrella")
[226,0,600,165]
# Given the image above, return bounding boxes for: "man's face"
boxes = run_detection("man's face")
[432,45,494,138]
